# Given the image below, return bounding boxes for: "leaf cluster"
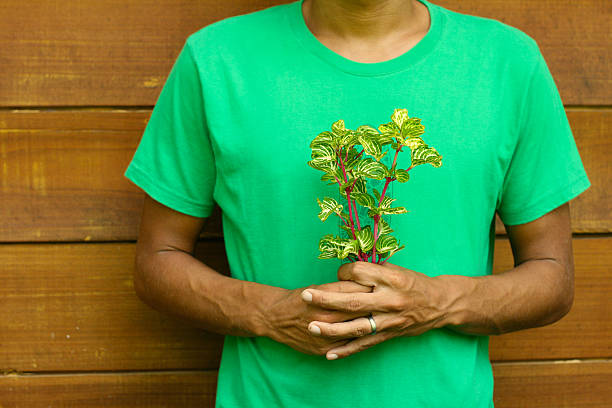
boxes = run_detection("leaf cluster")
[308,108,442,264]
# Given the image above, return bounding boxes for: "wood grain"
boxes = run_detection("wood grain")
[1,109,608,242]
[1,361,610,407]
[493,360,612,407]
[0,237,609,372]
[0,0,609,107]
[489,237,612,361]
[0,371,218,407]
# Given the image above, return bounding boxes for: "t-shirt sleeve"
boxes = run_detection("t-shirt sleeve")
[124,38,216,218]
[496,44,591,226]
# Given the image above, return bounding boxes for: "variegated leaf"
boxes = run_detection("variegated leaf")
[378,217,393,235]
[340,239,360,259]
[354,158,387,180]
[351,177,367,194]
[317,197,343,222]
[332,119,349,138]
[372,188,382,203]
[394,168,410,183]
[411,145,443,168]
[403,136,426,151]
[343,147,362,170]
[356,226,374,252]
[308,158,336,173]
[357,133,385,161]
[379,196,397,209]
[310,143,336,162]
[391,108,409,131]
[379,206,408,215]
[401,117,425,139]
[309,131,334,148]
[378,244,405,261]
[375,234,399,254]
[378,121,399,138]
[351,192,376,209]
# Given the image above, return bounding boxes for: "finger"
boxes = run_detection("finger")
[337,261,390,287]
[318,280,373,293]
[301,289,378,312]
[308,316,374,339]
[325,332,390,360]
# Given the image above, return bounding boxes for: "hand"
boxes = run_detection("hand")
[301,261,450,360]
[263,280,372,356]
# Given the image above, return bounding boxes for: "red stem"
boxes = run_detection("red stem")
[339,148,365,262]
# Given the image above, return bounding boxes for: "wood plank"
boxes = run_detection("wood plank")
[490,237,612,361]
[0,371,217,407]
[0,242,227,372]
[493,360,612,407]
[0,237,609,372]
[0,110,223,242]
[1,108,609,242]
[1,361,610,407]
[0,0,608,107]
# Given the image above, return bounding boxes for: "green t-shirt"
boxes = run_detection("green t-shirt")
[125,0,591,406]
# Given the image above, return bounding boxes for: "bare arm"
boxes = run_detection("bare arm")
[299,203,576,359]
[440,202,574,335]
[133,194,371,353]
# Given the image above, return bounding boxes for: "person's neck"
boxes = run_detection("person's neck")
[302,0,422,43]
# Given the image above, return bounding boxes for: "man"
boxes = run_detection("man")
[125,0,590,406]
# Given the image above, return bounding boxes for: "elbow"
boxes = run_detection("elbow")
[548,261,575,324]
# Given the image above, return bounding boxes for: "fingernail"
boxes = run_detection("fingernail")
[301,290,313,302]
[327,353,338,360]
[308,323,321,335]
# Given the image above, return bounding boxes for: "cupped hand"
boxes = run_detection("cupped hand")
[264,280,372,356]
[301,261,451,360]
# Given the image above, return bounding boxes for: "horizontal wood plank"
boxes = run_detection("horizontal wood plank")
[0,371,217,407]
[0,237,609,372]
[1,108,608,242]
[493,360,612,407]
[1,361,610,407]
[0,1,608,107]
[489,237,612,361]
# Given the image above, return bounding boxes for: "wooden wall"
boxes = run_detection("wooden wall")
[1,0,610,406]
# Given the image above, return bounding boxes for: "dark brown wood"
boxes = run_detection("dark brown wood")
[1,109,608,242]
[0,237,608,372]
[436,1,612,106]
[493,360,612,407]
[0,0,609,106]
[490,236,612,361]
[0,371,217,407]
[1,361,610,407]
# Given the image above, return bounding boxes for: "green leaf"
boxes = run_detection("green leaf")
[340,224,353,238]
[378,244,405,261]
[340,239,360,259]
[378,217,393,235]
[394,168,410,183]
[375,234,399,254]
[343,147,362,170]
[379,206,408,215]
[391,108,409,131]
[372,188,381,203]
[378,122,399,139]
[403,136,426,151]
[379,196,397,209]
[308,158,338,174]
[317,197,343,222]
[332,119,349,138]
[354,158,388,180]
[410,145,443,168]
[351,177,367,194]
[309,131,334,149]
[351,192,376,209]
[311,143,336,161]
[356,226,374,252]
[357,133,386,161]
[400,117,425,140]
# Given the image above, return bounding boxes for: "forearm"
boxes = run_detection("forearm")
[134,248,279,337]
[435,259,573,335]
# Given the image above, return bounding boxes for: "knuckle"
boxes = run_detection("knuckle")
[354,326,368,337]
[347,295,361,312]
